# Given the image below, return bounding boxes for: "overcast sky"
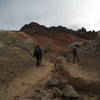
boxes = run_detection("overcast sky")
[0,0,100,31]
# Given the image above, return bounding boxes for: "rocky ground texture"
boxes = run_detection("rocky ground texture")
[0,30,100,100]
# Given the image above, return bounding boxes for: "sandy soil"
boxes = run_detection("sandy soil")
[79,52,100,73]
[0,61,53,100]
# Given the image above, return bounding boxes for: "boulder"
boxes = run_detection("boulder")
[62,84,79,99]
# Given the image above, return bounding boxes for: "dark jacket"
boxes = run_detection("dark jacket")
[34,48,42,58]
[72,48,77,56]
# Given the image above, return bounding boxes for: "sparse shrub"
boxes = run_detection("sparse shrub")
[60,52,72,63]
[44,47,51,54]
[7,37,22,46]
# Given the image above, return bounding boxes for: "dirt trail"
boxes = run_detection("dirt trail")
[1,62,53,100]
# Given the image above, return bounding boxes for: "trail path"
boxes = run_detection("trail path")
[3,62,53,100]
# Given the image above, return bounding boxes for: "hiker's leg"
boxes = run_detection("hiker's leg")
[38,58,41,66]
[39,56,42,65]
[37,56,42,66]
[36,58,39,67]
[76,55,80,62]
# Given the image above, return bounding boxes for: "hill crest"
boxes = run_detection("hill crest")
[20,22,97,40]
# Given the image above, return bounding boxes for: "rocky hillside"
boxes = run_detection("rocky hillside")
[0,29,100,100]
[12,57,100,100]
[20,22,98,40]
[20,22,90,54]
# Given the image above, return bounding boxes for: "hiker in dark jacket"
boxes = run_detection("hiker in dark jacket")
[34,45,42,67]
[72,47,80,64]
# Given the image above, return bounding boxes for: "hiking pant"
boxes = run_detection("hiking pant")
[36,56,42,67]
[73,54,80,64]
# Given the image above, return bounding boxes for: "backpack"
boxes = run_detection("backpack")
[34,48,42,57]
